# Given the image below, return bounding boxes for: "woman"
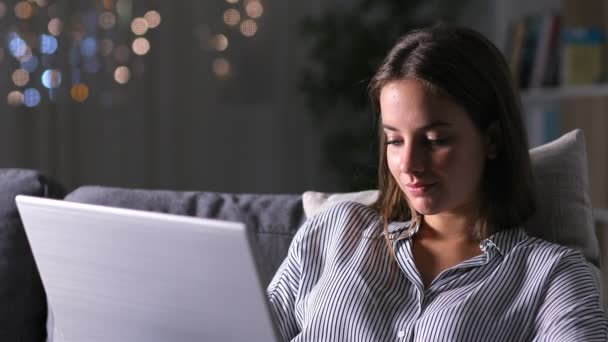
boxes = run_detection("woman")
[268,25,608,341]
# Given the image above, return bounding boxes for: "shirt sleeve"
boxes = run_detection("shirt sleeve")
[534,251,608,341]
[267,224,305,341]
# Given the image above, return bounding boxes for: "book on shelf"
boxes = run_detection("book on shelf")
[506,13,561,90]
[507,17,527,87]
[532,14,561,88]
[519,15,542,89]
[560,0,605,86]
[560,28,605,85]
[506,0,608,91]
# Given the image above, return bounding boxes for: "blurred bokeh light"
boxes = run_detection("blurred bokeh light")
[23,88,41,107]
[48,18,62,36]
[14,1,34,20]
[12,69,29,87]
[240,19,258,37]
[213,34,228,51]
[7,90,24,106]
[131,17,149,35]
[99,11,117,30]
[223,9,241,26]
[41,69,61,89]
[132,37,150,55]
[114,66,130,84]
[213,58,230,78]
[71,83,89,102]
[245,1,263,18]
[144,10,161,28]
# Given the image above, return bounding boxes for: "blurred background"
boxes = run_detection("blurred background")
[0,0,603,198]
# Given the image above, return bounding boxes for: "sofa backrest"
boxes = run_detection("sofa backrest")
[65,186,305,285]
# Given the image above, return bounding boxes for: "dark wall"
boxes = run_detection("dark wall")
[0,0,493,194]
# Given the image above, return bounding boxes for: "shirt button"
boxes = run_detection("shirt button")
[397,330,405,338]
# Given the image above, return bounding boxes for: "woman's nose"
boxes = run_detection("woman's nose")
[399,142,425,174]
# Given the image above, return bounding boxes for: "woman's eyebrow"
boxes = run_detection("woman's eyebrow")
[382,124,399,132]
[382,122,452,132]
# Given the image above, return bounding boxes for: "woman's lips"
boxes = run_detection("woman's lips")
[405,182,437,196]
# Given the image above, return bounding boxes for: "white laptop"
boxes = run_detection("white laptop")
[15,195,281,342]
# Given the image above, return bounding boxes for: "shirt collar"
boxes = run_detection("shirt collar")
[383,220,528,256]
[383,220,420,240]
[479,226,528,256]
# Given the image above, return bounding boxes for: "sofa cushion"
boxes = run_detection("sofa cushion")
[64,187,305,285]
[0,169,66,341]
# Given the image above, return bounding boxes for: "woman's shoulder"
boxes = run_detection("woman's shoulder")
[295,200,383,242]
[516,234,591,269]
[308,200,379,223]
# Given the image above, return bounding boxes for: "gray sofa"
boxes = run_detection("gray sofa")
[2,168,306,341]
[2,130,606,340]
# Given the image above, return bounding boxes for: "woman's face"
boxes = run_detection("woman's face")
[380,79,491,219]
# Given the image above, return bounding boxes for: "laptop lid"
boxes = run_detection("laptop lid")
[16,195,280,342]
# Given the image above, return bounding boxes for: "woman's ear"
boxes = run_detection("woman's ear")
[485,122,501,160]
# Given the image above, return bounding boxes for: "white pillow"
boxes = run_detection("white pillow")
[302,129,599,266]
[302,190,378,219]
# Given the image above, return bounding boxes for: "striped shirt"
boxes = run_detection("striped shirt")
[267,201,608,341]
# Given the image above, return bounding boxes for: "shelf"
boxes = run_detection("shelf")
[521,84,608,104]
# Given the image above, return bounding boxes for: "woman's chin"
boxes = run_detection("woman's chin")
[410,199,441,216]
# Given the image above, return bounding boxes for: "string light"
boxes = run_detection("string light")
[144,10,161,29]
[114,66,130,84]
[132,37,150,55]
[245,1,263,18]
[99,11,116,30]
[9,36,28,58]
[23,88,41,107]
[71,84,89,102]
[223,9,241,26]
[41,69,61,89]
[213,34,228,51]
[12,69,29,87]
[7,91,24,106]
[0,4,163,106]
[40,34,58,54]
[14,1,34,20]
[48,18,62,36]
[240,19,258,37]
[131,17,148,35]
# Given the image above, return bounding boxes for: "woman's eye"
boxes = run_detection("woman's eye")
[385,139,402,146]
[426,137,448,146]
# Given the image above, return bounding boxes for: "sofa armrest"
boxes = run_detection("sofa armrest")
[0,169,66,342]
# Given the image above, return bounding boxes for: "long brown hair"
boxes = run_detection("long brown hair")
[369,25,536,249]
